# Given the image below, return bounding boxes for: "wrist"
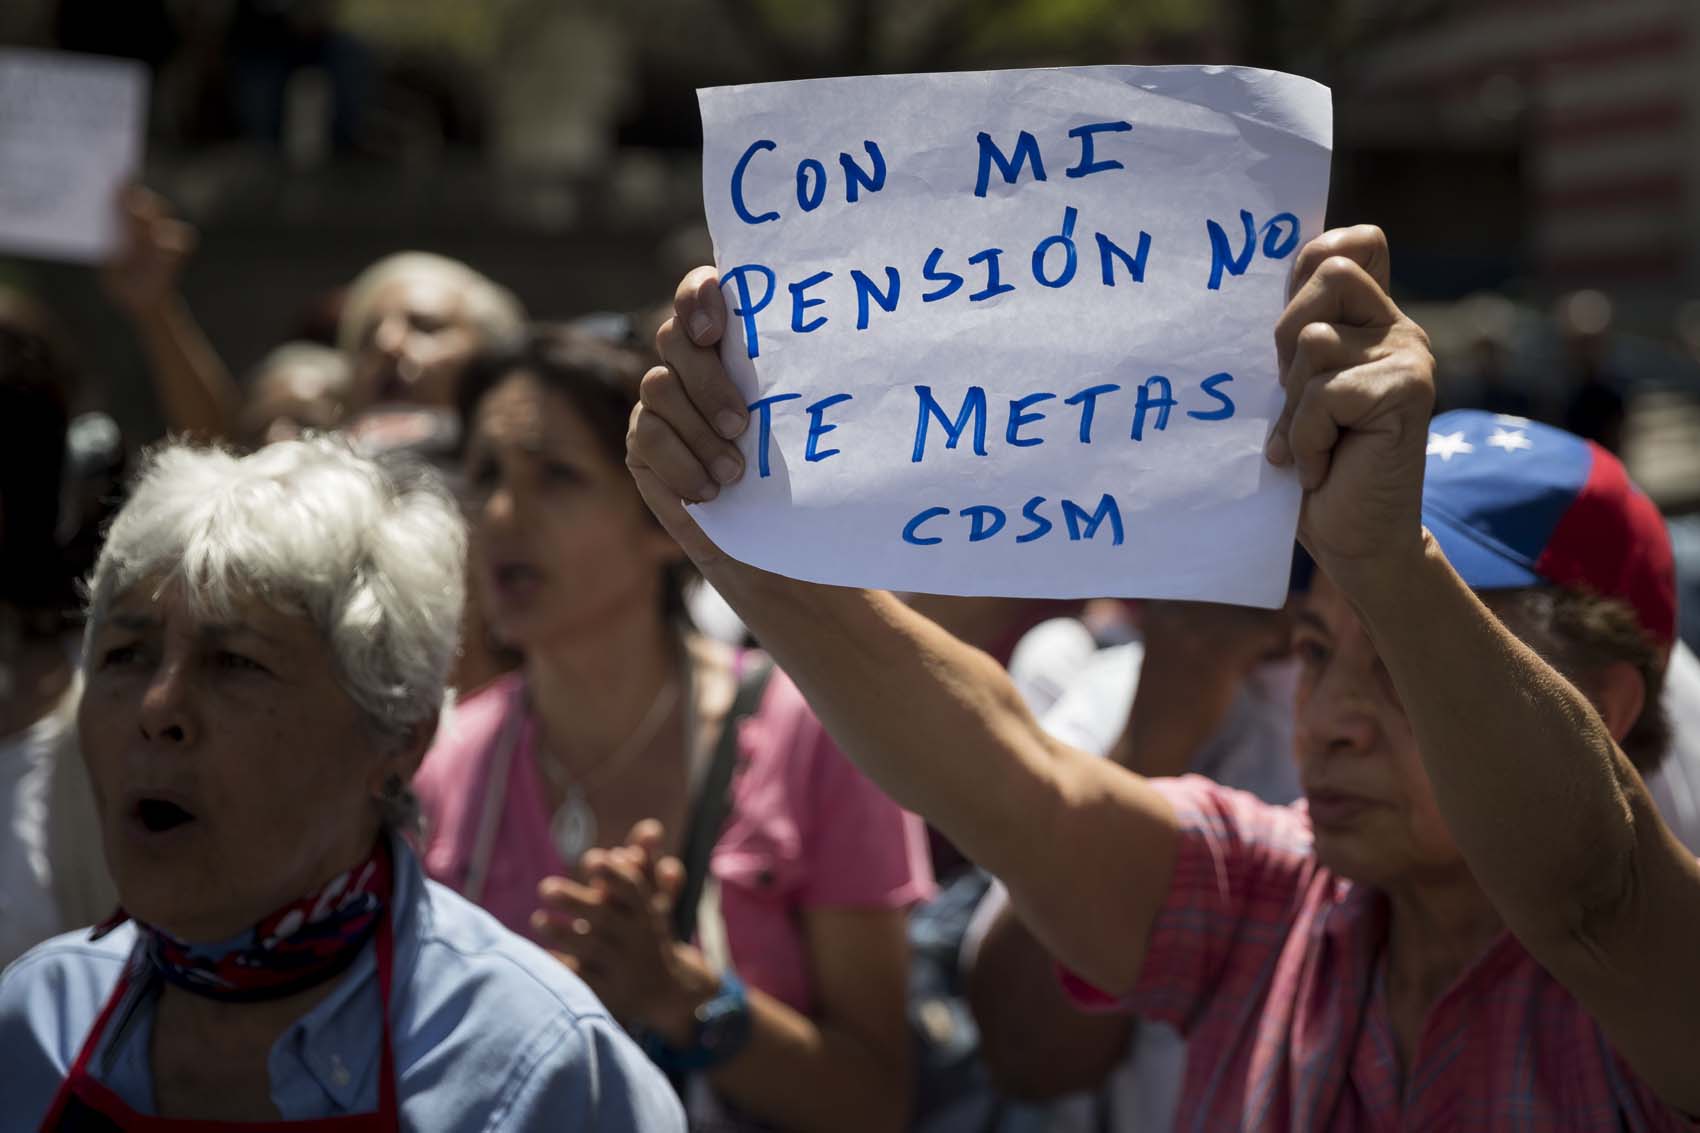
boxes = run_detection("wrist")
[1326,529,1449,625]
[128,293,185,335]
[645,944,720,1046]
[1306,528,1431,608]
[641,960,754,1074]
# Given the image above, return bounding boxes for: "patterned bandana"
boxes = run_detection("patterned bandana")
[92,839,393,1003]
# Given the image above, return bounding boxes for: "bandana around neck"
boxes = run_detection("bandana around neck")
[92,839,394,1003]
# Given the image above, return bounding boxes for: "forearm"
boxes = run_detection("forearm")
[705,561,1176,992]
[706,562,1069,886]
[651,941,907,1131]
[968,901,1132,1099]
[1342,533,1649,940]
[130,296,239,440]
[709,986,909,1132]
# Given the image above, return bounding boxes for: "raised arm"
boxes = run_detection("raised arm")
[626,269,1178,995]
[103,187,241,440]
[1271,228,1700,1113]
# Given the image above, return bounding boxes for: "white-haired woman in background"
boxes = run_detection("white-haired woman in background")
[337,251,524,413]
[103,187,525,440]
[0,438,682,1131]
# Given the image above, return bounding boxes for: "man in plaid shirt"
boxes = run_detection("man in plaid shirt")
[629,225,1700,1127]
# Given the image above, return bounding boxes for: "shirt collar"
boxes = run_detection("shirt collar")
[272,830,427,1111]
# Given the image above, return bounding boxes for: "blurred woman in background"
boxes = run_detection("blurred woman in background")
[414,327,932,1131]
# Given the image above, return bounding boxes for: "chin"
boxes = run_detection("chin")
[1311,828,1399,889]
[108,845,236,942]
[115,878,222,942]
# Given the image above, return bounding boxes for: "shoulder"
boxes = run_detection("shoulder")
[0,926,135,1121]
[407,877,613,1028]
[1,923,133,1014]
[1150,775,1316,873]
[399,883,682,1130]
[418,675,522,784]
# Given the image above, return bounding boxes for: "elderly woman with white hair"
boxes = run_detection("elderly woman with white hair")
[103,187,525,441]
[0,438,683,1130]
[337,251,525,413]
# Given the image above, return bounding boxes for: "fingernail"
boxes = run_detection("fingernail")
[689,312,715,344]
[712,455,741,485]
[1266,434,1290,465]
[715,410,746,439]
[697,481,720,501]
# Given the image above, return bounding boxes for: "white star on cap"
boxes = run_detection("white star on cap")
[1486,427,1532,453]
[1493,413,1531,427]
[1427,431,1475,461]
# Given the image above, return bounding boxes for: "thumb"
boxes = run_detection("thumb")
[158,219,198,260]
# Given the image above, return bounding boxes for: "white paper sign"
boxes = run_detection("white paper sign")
[695,66,1332,607]
[0,48,148,263]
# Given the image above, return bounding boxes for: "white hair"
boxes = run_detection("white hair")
[247,341,353,398]
[336,252,525,357]
[85,436,467,744]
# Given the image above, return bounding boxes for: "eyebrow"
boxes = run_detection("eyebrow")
[106,612,280,645]
[1293,608,1331,635]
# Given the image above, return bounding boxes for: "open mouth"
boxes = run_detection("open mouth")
[495,562,541,585]
[135,797,197,834]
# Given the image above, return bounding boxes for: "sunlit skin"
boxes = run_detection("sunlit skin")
[348,272,484,411]
[78,580,414,942]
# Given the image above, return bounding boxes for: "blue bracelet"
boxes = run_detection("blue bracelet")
[642,969,753,1074]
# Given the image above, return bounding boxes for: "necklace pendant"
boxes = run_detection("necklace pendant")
[550,787,598,864]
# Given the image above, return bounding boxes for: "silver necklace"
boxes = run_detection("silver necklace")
[536,675,681,863]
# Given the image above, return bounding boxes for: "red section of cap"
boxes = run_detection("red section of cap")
[1534,443,1677,649]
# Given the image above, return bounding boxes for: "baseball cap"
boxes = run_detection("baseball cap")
[1420,409,1676,649]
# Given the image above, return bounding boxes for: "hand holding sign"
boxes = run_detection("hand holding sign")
[102,186,197,320]
[676,66,1334,607]
[1267,225,1436,582]
[632,228,1437,606]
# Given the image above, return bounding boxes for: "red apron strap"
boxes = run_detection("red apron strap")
[41,905,402,1131]
[38,961,138,1131]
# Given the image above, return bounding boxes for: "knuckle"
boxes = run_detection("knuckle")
[637,365,677,406]
[1296,321,1336,352]
[631,409,668,446]
[1399,318,1433,352]
[1316,255,1361,285]
[654,317,687,361]
[1352,223,1388,251]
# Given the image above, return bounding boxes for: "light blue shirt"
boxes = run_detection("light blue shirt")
[0,836,684,1131]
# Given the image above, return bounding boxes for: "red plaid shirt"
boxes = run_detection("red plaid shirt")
[1064,776,1697,1131]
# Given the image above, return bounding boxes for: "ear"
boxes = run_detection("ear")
[368,710,440,798]
[1587,661,1646,746]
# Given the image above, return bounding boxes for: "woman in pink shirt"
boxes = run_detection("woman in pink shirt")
[413,327,932,1131]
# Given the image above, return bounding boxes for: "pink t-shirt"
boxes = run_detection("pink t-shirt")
[412,666,934,1015]
[1062,776,1695,1130]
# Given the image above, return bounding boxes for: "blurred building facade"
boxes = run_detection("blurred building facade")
[1339,0,1700,320]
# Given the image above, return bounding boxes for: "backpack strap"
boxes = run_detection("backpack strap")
[671,656,774,943]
